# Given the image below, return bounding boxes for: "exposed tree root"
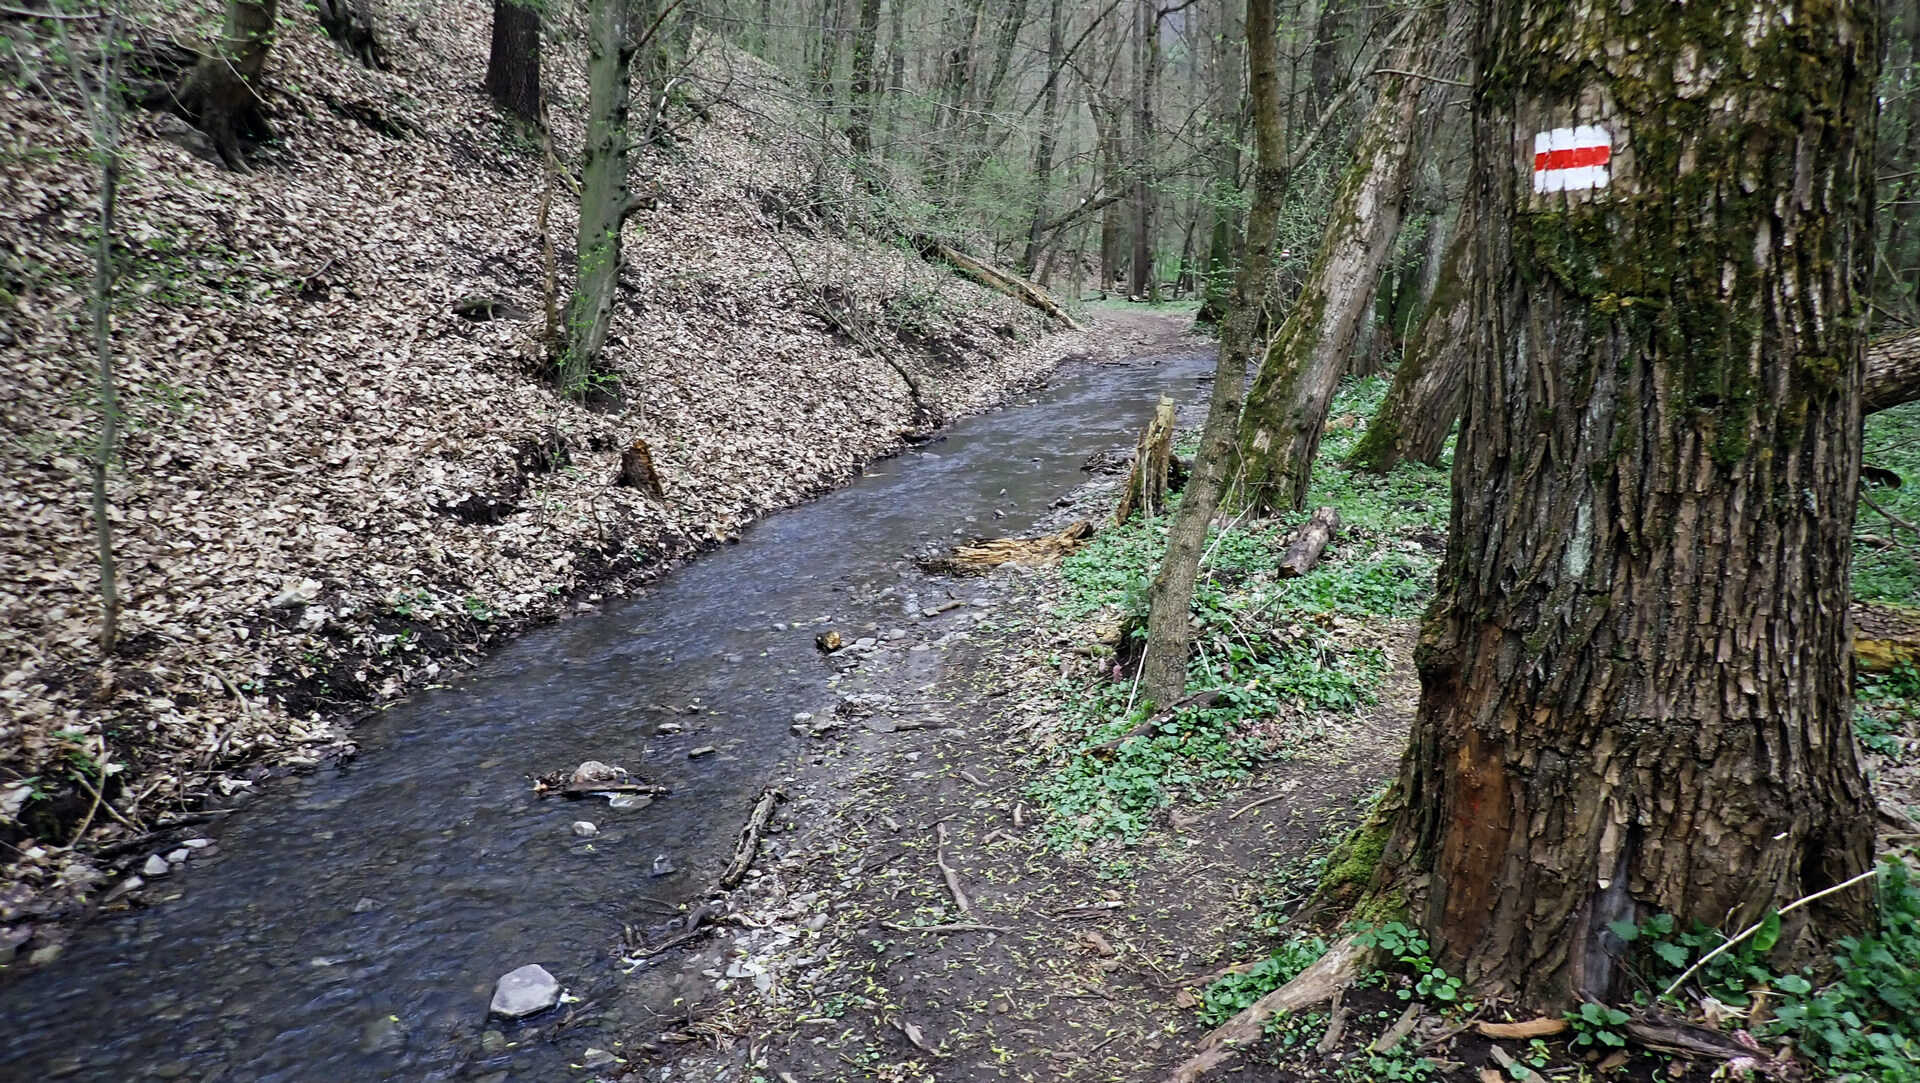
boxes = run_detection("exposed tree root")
[1164,933,1370,1083]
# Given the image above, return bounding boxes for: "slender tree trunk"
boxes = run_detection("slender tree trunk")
[845,0,884,154]
[1370,0,1880,1009]
[1137,0,1287,709]
[1128,0,1157,299]
[173,0,278,170]
[1303,0,1352,127]
[1236,9,1438,512]
[1349,218,1472,472]
[1197,2,1246,325]
[559,0,646,392]
[1020,0,1065,274]
[486,0,542,125]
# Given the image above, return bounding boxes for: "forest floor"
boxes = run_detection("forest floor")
[0,0,1199,947]
[625,379,1920,1083]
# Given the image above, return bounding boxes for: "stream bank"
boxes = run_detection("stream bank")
[0,312,1216,1082]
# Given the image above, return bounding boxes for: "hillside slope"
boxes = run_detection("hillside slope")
[0,1,1096,905]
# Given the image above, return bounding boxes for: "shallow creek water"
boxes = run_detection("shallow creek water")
[0,347,1214,1081]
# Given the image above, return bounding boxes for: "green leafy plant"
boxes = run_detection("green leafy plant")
[1195,937,1328,1026]
[1353,921,1463,1005]
[1563,1001,1630,1051]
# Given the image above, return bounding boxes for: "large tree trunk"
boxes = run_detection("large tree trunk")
[1348,219,1473,472]
[1128,0,1157,300]
[558,0,647,392]
[1235,9,1438,512]
[485,0,542,125]
[844,0,883,155]
[1370,0,1880,1010]
[172,0,278,170]
[1137,0,1287,709]
[1195,4,1245,327]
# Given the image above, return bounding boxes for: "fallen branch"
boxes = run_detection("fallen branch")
[1227,781,1301,821]
[921,239,1083,330]
[918,521,1095,575]
[1278,506,1341,578]
[1165,934,1370,1083]
[934,822,974,920]
[718,787,785,890]
[880,920,1009,934]
[1089,689,1223,754]
[631,901,721,958]
[1475,1017,1566,1039]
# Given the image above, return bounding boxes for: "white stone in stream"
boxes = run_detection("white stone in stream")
[490,964,561,1019]
[688,746,717,758]
[791,711,812,724]
[607,794,651,810]
[569,761,627,788]
[853,637,878,650]
[167,848,190,863]
[181,838,212,849]
[142,854,171,877]
[572,821,598,837]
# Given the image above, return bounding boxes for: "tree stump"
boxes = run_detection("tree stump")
[1116,395,1176,523]
[617,437,666,501]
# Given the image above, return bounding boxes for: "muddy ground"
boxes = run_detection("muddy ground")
[604,457,1419,1083]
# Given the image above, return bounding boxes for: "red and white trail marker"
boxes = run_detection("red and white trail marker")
[1532,125,1611,193]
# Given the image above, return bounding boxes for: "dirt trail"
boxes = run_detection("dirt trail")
[628,364,1418,1081]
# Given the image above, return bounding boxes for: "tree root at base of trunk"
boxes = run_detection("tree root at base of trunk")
[1164,933,1371,1083]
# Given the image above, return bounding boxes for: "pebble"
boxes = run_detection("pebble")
[724,654,744,664]
[357,1014,408,1054]
[582,1048,618,1070]
[608,794,652,810]
[791,711,813,723]
[490,964,561,1019]
[479,1029,508,1055]
[656,721,683,734]
[352,897,382,913]
[650,854,676,877]
[142,854,171,877]
[167,848,190,863]
[886,629,907,640]
[572,821,598,838]
[688,746,717,758]
[181,838,212,850]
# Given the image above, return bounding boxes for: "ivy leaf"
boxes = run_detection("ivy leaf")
[1752,911,1782,954]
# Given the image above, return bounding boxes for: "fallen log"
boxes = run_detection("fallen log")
[1865,328,1920,415]
[718,787,784,889]
[1278,506,1341,578]
[1853,600,1920,671]
[921,239,1083,330]
[917,520,1096,575]
[1165,934,1371,1083]
[1116,396,1177,523]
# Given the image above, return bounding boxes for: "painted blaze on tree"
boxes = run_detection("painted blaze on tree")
[1367,0,1881,1007]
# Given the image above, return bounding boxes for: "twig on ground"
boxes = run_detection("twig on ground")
[1227,782,1301,821]
[880,921,1008,934]
[934,822,974,920]
[719,787,784,889]
[1661,864,1881,997]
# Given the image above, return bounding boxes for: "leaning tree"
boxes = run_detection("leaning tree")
[1368,0,1882,1007]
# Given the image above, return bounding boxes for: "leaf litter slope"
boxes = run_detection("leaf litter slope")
[0,4,1094,916]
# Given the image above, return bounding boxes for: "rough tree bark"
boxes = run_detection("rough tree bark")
[844,0,883,154]
[1236,6,1438,512]
[1195,2,1245,326]
[558,0,653,392]
[172,0,278,170]
[1864,329,1920,413]
[1368,0,1881,1009]
[485,0,542,125]
[1348,219,1473,472]
[1128,0,1158,300]
[1136,0,1286,710]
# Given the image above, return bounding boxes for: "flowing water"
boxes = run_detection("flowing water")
[0,347,1214,1081]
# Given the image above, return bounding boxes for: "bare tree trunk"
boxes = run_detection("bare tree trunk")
[1197,0,1245,325]
[1128,0,1157,300]
[845,0,883,154]
[1236,8,1437,512]
[1137,0,1287,709]
[558,0,649,392]
[486,0,542,124]
[1348,218,1472,472]
[1370,0,1880,1009]
[172,0,278,170]
[1020,0,1065,274]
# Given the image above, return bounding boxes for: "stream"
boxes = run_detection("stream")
[0,346,1214,1081]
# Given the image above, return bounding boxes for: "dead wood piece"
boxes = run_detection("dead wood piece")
[1167,934,1370,1082]
[1227,780,1301,820]
[1623,1013,1752,1060]
[453,294,528,321]
[934,822,974,920]
[880,920,1009,934]
[1475,1017,1567,1040]
[1116,397,1177,523]
[1370,1003,1422,1053]
[1852,600,1920,671]
[633,902,720,958]
[719,787,785,889]
[1314,991,1348,1055]
[926,241,1083,330]
[919,520,1096,575]
[562,782,670,799]
[1278,506,1341,578]
[617,437,667,501]
[891,1016,943,1057]
[922,599,968,616]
